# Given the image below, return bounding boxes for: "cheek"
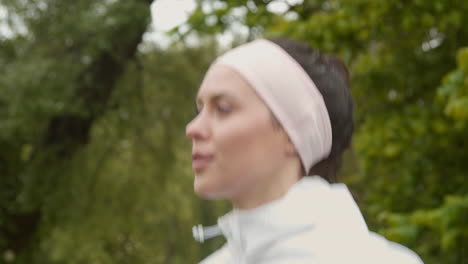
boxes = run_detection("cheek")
[214,114,282,176]
[193,117,265,198]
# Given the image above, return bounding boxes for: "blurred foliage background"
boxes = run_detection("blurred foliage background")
[0,0,467,263]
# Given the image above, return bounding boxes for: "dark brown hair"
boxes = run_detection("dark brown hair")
[269,38,354,183]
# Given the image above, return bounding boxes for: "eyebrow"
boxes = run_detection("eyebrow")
[196,92,236,106]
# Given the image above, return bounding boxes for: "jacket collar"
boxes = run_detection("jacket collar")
[216,176,368,261]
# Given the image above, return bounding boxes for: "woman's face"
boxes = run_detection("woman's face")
[186,64,293,200]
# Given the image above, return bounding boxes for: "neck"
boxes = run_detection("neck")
[231,161,302,210]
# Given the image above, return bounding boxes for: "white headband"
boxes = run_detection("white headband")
[214,39,332,171]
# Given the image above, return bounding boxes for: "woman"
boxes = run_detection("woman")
[186,38,423,264]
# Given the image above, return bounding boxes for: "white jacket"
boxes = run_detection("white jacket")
[199,176,423,264]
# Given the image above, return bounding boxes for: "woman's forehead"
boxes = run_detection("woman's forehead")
[197,64,254,101]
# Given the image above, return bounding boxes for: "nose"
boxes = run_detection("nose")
[186,112,209,140]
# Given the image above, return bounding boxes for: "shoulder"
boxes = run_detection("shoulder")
[365,232,424,264]
[199,244,231,264]
[262,230,424,264]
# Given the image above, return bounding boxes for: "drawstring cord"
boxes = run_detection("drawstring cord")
[192,224,223,243]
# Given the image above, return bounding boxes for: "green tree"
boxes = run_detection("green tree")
[1,0,153,262]
[1,0,228,262]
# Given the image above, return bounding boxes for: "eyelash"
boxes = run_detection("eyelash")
[216,104,231,114]
[194,103,232,116]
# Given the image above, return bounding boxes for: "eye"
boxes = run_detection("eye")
[216,102,232,114]
[193,102,204,117]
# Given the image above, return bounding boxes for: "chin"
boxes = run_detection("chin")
[194,178,227,200]
[194,184,219,200]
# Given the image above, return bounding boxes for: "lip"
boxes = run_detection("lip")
[192,152,214,171]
